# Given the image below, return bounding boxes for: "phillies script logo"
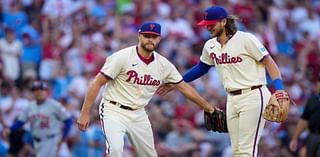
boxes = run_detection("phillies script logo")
[126,70,160,86]
[210,53,242,64]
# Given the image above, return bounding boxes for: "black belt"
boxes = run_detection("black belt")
[109,101,136,111]
[33,134,56,142]
[229,85,262,96]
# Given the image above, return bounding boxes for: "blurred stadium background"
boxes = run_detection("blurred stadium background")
[0,0,319,157]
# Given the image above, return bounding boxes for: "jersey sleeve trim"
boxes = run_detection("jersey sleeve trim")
[165,79,183,85]
[100,71,114,80]
[258,54,270,62]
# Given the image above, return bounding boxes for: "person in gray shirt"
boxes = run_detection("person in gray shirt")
[4,80,72,157]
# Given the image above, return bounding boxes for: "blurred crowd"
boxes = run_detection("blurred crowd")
[0,0,320,157]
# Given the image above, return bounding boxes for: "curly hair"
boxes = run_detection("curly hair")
[225,15,239,36]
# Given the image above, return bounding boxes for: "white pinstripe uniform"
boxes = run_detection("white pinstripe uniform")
[200,31,271,157]
[99,46,182,157]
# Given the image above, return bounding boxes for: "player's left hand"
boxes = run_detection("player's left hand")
[156,84,175,96]
[77,112,90,131]
[204,108,228,133]
[263,90,291,123]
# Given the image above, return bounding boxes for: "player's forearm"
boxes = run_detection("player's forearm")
[263,56,282,80]
[176,82,214,113]
[292,119,308,140]
[81,79,104,113]
[262,56,284,90]
[183,62,211,82]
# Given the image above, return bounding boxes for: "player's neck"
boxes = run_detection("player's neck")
[36,99,46,105]
[217,34,229,45]
[217,33,233,47]
[138,47,153,59]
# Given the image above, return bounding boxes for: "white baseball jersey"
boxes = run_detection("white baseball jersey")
[0,38,22,80]
[200,31,269,91]
[100,46,183,109]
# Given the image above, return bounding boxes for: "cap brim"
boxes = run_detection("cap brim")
[197,20,220,26]
[139,32,160,36]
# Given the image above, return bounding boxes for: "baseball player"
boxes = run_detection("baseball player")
[3,81,72,157]
[77,22,216,157]
[158,6,288,157]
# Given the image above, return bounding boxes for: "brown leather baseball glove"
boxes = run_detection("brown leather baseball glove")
[204,109,228,133]
[263,90,290,123]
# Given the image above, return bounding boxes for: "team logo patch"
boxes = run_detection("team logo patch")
[260,47,267,52]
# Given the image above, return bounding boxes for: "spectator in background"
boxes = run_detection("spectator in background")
[0,27,22,82]
[0,58,4,83]
[20,35,41,80]
[163,119,197,157]
[20,21,43,80]
[3,1,28,37]
[51,65,70,100]
[23,0,44,24]
[69,122,90,157]
[0,81,14,127]
[87,115,105,157]
[1,0,320,156]
[289,74,320,157]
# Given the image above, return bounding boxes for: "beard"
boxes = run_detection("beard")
[141,42,156,52]
[210,28,224,38]
[215,28,224,37]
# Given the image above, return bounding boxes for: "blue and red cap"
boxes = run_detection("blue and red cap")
[31,81,48,91]
[197,6,228,26]
[138,22,161,36]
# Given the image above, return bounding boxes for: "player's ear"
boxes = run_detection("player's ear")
[220,18,227,26]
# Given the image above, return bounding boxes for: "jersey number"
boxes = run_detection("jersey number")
[40,119,49,129]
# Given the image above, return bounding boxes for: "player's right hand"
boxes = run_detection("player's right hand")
[77,112,90,131]
[156,83,175,96]
[289,139,298,152]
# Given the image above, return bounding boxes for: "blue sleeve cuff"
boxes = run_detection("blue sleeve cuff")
[10,120,25,131]
[183,61,211,82]
[273,78,284,90]
[62,117,73,140]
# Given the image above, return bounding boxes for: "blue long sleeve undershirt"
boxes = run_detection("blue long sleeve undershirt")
[62,117,72,140]
[10,120,25,131]
[183,61,212,82]
[10,118,72,141]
